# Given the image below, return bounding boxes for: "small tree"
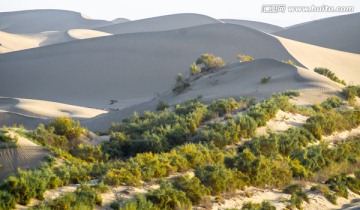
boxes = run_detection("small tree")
[190,63,201,76]
[237,54,254,62]
[195,53,225,70]
[261,76,271,84]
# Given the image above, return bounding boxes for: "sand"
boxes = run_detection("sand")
[0,23,300,109]
[0,9,112,34]
[220,19,283,33]
[0,97,107,119]
[67,29,112,40]
[275,35,360,85]
[0,131,50,179]
[274,12,360,54]
[83,59,342,132]
[96,13,221,34]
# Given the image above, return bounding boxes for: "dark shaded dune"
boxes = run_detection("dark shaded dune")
[82,59,341,132]
[0,112,48,129]
[274,13,360,54]
[220,19,284,33]
[0,23,301,109]
[112,18,131,24]
[0,9,112,33]
[96,13,221,34]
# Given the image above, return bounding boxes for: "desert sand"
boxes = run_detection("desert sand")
[220,19,284,33]
[96,13,221,34]
[0,131,50,180]
[0,9,112,34]
[0,23,300,109]
[0,10,360,210]
[275,36,360,85]
[274,12,360,54]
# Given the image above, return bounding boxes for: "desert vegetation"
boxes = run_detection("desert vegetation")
[1,92,360,209]
[314,67,346,85]
[237,54,254,62]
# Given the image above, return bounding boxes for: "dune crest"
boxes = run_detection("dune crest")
[0,97,107,119]
[275,35,360,85]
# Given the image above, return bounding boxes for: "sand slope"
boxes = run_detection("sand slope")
[274,13,360,54]
[0,131,50,179]
[0,30,75,53]
[83,59,342,131]
[220,19,284,33]
[0,97,107,119]
[0,29,113,54]
[96,13,221,34]
[276,35,360,85]
[67,29,112,40]
[112,18,131,24]
[0,9,112,34]
[0,23,300,109]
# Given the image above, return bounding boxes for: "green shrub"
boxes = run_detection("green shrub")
[241,201,275,210]
[321,96,342,109]
[314,67,346,85]
[103,168,140,186]
[33,185,102,210]
[173,175,210,205]
[261,76,271,84]
[310,184,337,204]
[283,184,309,209]
[0,167,57,205]
[48,116,84,140]
[343,85,360,102]
[111,195,159,210]
[0,190,16,210]
[147,181,192,210]
[282,90,300,97]
[195,164,247,195]
[156,100,169,111]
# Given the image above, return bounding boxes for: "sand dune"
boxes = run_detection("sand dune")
[274,13,360,54]
[83,59,342,132]
[96,13,221,34]
[0,9,113,34]
[220,19,283,33]
[0,29,113,54]
[0,131,50,179]
[112,18,131,24]
[0,97,107,119]
[0,30,75,53]
[0,23,300,109]
[275,35,360,85]
[67,29,112,40]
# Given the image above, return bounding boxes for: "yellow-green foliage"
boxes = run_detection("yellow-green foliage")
[190,63,201,76]
[237,54,254,62]
[48,116,84,140]
[314,67,346,85]
[147,181,192,210]
[195,53,225,69]
[173,175,210,205]
[195,164,248,195]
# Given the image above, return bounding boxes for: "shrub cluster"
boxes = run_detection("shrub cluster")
[343,85,360,102]
[314,67,346,85]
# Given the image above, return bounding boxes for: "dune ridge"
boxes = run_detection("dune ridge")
[220,19,284,33]
[0,23,300,108]
[275,35,360,85]
[96,13,222,34]
[274,12,360,54]
[0,9,113,34]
